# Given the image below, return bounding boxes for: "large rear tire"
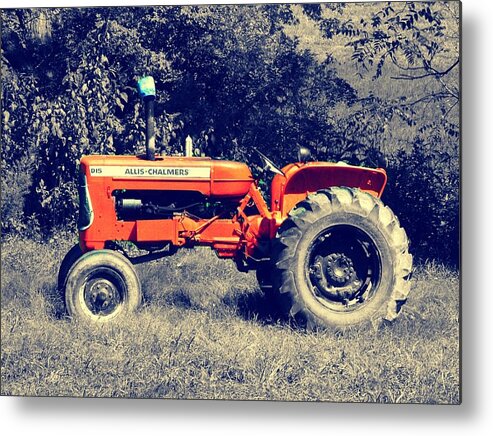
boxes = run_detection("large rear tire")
[65,249,142,323]
[272,187,412,330]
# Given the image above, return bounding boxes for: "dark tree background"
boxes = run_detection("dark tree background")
[1,2,460,266]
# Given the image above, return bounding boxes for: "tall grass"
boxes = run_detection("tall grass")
[1,237,460,403]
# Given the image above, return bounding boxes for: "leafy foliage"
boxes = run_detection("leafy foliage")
[1,3,459,266]
[299,1,460,266]
[2,5,353,229]
[385,139,459,265]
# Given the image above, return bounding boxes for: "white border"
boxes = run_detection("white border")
[2,0,492,435]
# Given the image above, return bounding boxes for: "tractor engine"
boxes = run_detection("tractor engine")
[114,189,239,220]
[77,154,258,254]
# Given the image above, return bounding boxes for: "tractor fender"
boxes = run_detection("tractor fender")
[270,162,387,217]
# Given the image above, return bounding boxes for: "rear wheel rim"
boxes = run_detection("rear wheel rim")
[306,224,382,313]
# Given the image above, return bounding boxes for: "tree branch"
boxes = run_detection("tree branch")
[391,58,459,80]
[391,56,427,72]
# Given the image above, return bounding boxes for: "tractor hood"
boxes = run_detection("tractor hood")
[79,155,254,198]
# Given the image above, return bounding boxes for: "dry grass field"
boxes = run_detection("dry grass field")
[1,235,460,403]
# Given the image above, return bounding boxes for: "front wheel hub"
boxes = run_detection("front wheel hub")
[84,278,120,315]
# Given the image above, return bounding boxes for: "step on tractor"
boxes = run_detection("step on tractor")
[58,76,413,330]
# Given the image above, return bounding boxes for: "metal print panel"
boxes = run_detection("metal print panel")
[1,2,460,403]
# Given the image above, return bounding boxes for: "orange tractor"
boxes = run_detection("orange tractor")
[58,76,412,329]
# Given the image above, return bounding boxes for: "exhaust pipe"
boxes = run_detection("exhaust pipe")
[137,76,156,161]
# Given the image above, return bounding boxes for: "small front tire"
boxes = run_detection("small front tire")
[65,249,142,323]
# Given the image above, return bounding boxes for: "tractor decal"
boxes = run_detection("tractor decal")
[88,166,211,178]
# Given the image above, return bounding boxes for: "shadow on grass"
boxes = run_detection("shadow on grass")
[44,284,70,320]
[142,288,193,310]
[222,288,289,327]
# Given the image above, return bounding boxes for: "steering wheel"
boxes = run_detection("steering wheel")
[253,148,284,176]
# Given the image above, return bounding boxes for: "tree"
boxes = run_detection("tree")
[300,2,460,265]
[2,5,357,232]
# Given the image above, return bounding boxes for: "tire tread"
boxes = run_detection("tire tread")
[272,187,413,329]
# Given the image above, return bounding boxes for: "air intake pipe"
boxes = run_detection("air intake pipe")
[137,76,156,161]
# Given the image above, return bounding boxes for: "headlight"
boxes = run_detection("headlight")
[297,146,312,163]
